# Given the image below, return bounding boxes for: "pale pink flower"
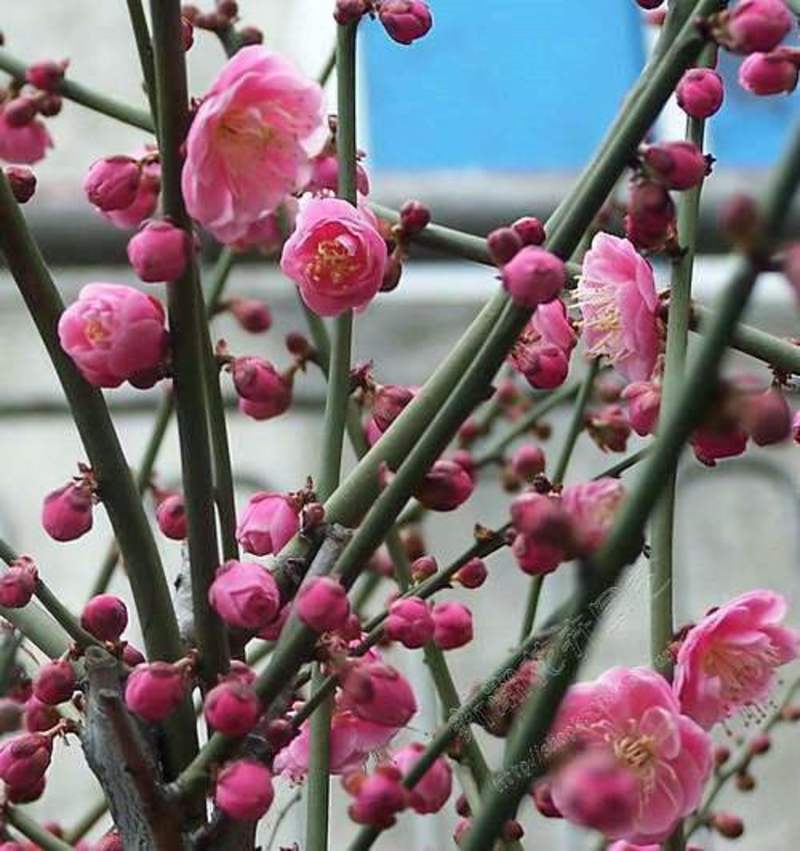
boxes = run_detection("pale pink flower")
[182,46,325,244]
[57,284,167,388]
[549,667,712,845]
[674,590,800,729]
[578,233,662,381]
[280,196,388,316]
[0,110,52,164]
[560,477,625,554]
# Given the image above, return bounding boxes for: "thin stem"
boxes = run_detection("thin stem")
[149,0,229,687]
[125,0,159,123]
[267,788,303,850]
[65,795,109,844]
[551,359,599,487]
[0,48,154,132]
[650,51,713,684]
[305,663,332,851]
[6,808,75,851]
[517,576,544,643]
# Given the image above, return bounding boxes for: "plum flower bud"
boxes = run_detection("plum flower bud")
[122,644,146,667]
[691,423,749,466]
[510,444,546,480]
[512,216,546,246]
[155,492,187,541]
[340,662,417,727]
[32,661,76,706]
[487,226,523,265]
[532,781,562,818]
[83,156,142,212]
[236,491,301,556]
[743,387,791,445]
[641,141,710,190]
[431,602,473,650]
[41,481,93,542]
[5,166,36,203]
[280,197,387,317]
[0,733,52,791]
[209,560,281,630]
[378,0,433,45]
[127,219,191,283]
[204,680,261,736]
[453,557,488,589]
[81,594,128,641]
[716,0,792,54]
[719,192,759,245]
[346,764,408,827]
[411,554,437,582]
[400,199,431,235]
[384,597,435,648]
[739,49,800,95]
[552,750,639,836]
[23,697,59,733]
[4,97,38,128]
[372,384,416,432]
[391,742,452,814]
[308,153,371,196]
[58,283,168,388]
[624,178,676,251]
[295,576,351,633]
[0,557,38,609]
[227,298,272,333]
[25,60,67,92]
[502,246,567,308]
[676,68,725,118]
[215,759,274,821]
[334,0,371,24]
[712,811,745,839]
[181,16,195,49]
[413,459,474,511]
[124,661,187,722]
[231,357,293,420]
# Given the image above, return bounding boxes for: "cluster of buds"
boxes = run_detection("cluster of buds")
[181,1,263,47]
[383,595,474,650]
[334,1,433,45]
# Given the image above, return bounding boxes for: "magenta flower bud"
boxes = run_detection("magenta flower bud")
[181,16,195,50]
[204,680,261,736]
[510,444,546,480]
[739,49,800,95]
[308,153,371,196]
[511,216,546,246]
[384,597,434,648]
[83,156,142,212]
[719,0,792,54]
[7,774,45,804]
[712,811,745,839]
[414,458,474,512]
[228,298,272,333]
[636,0,663,7]
[23,697,60,733]
[641,141,710,190]
[0,733,52,791]
[551,750,639,835]
[41,481,93,542]
[378,0,432,44]
[676,67,724,118]
[532,781,562,818]
[744,387,791,445]
[400,199,431,235]
[410,554,437,582]
[155,492,187,541]
[621,380,661,436]
[749,732,772,754]
[487,226,523,266]
[214,759,274,821]
[25,60,67,92]
[372,384,416,432]
[691,423,748,466]
[334,0,370,24]
[238,25,264,46]
[341,661,417,727]
[32,661,76,706]
[209,560,281,630]
[4,97,38,128]
[502,246,567,308]
[37,93,63,118]
[231,357,293,419]
[0,557,37,609]
[453,556,488,589]
[392,742,452,814]
[296,576,351,633]
[257,604,290,641]
[122,644,146,667]
[124,661,187,723]
[236,491,301,556]
[127,219,191,283]
[432,602,473,650]
[4,166,36,203]
[346,764,408,827]
[624,178,676,251]
[81,594,128,641]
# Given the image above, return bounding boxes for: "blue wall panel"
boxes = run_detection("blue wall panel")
[362,0,646,172]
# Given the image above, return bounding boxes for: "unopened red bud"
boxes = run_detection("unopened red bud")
[624,178,676,251]
[181,4,200,22]
[510,444,546,480]
[749,733,771,754]
[33,660,76,706]
[712,811,744,839]
[5,166,37,203]
[0,557,37,609]
[204,680,261,736]
[156,492,187,541]
[401,528,426,561]
[455,793,470,817]
[487,226,522,266]
[216,0,238,19]
[265,717,296,750]
[229,298,272,333]
[511,216,546,246]
[453,557,487,589]
[677,67,724,119]
[25,60,67,92]
[744,387,791,446]
[380,254,403,292]
[502,246,567,308]
[411,555,437,582]
[285,330,314,359]
[501,820,524,842]
[335,0,370,24]
[739,49,800,96]
[195,11,227,31]
[81,594,129,642]
[378,0,433,45]
[400,199,431,235]
[458,417,481,446]
[4,97,38,128]
[636,0,663,7]
[42,481,94,542]
[181,17,195,50]
[238,25,264,46]
[735,770,756,791]
[641,141,711,191]
[36,93,62,117]
[714,744,731,766]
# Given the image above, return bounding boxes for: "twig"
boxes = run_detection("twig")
[5,807,75,851]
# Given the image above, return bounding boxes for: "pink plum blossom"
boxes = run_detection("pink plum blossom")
[674,590,800,729]
[236,491,300,556]
[182,46,325,244]
[391,742,452,814]
[578,233,662,381]
[0,109,52,164]
[560,477,625,555]
[508,298,577,390]
[280,196,388,316]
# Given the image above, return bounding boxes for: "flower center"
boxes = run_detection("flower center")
[83,318,109,345]
[574,284,625,357]
[216,108,276,171]
[703,639,780,710]
[306,238,359,288]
